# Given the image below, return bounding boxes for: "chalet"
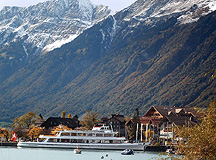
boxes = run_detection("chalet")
[40,117,79,129]
[158,108,198,145]
[99,114,126,137]
[140,106,198,144]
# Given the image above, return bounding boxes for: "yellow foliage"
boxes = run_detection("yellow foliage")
[0,128,9,137]
[29,127,42,139]
[51,125,72,135]
[175,101,216,160]
[80,111,98,130]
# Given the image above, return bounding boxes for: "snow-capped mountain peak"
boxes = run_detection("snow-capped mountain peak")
[0,0,111,56]
[121,0,216,24]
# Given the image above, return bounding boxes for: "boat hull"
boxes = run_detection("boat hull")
[17,142,146,151]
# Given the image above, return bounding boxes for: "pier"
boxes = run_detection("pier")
[0,142,17,147]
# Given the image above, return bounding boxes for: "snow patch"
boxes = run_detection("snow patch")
[43,34,79,52]
[111,15,117,38]
[14,23,27,37]
[23,45,29,57]
[208,1,216,11]
[100,29,105,43]
[78,0,94,21]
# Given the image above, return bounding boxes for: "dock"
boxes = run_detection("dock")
[145,145,169,152]
[0,142,17,147]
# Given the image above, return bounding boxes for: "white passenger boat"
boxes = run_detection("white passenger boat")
[17,125,147,151]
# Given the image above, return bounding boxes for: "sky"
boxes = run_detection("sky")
[0,0,137,11]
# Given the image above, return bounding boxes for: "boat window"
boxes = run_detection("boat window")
[114,140,120,143]
[87,133,92,136]
[61,139,70,143]
[47,138,57,142]
[104,134,112,137]
[78,133,84,136]
[96,134,103,137]
[38,138,46,142]
[77,139,83,143]
[61,133,70,136]
[71,133,76,136]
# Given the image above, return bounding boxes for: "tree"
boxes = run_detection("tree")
[29,127,42,140]
[51,125,72,135]
[0,128,9,141]
[80,111,98,130]
[176,101,216,160]
[62,110,66,118]
[12,112,36,129]
[11,112,36,138]
[68,113,72,118]
[125,115,131,122]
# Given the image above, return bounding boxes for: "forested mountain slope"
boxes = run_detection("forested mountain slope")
[0,0,215,123]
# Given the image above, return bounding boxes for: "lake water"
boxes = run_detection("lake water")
[0,146,165,160]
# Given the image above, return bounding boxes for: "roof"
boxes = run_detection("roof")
[41,117,78,129]
[100,114,125,124]
[143,106,172,117]
[144,106,197,117]
[153,106,184,116]
[143,106,198,126]
[160,111,198,127]
[166,115,190,126]
[110,114,125,122]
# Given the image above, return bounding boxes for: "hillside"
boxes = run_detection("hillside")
[0,0,216,124]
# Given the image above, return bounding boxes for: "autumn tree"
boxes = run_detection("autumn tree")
[68,113,72,118]
[80,111,98,130]
[0,128,9,141]
[62,110,66,118]
[176,101,216,160]
[12,112,36,138]
[29,127,42,140]
[51,125,72,135]
[12,112,36,129]
[125,115,131,122]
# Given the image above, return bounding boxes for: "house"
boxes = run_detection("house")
[140,106,198,144]
[99,114,126,137]
[158,108,198,145]
[40,117,79,129]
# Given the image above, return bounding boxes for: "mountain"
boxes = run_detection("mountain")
[0,0,111,84]
[0,0,111,56]
[0,0,216,124]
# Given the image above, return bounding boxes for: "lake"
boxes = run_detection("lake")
[0,146,165,160]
